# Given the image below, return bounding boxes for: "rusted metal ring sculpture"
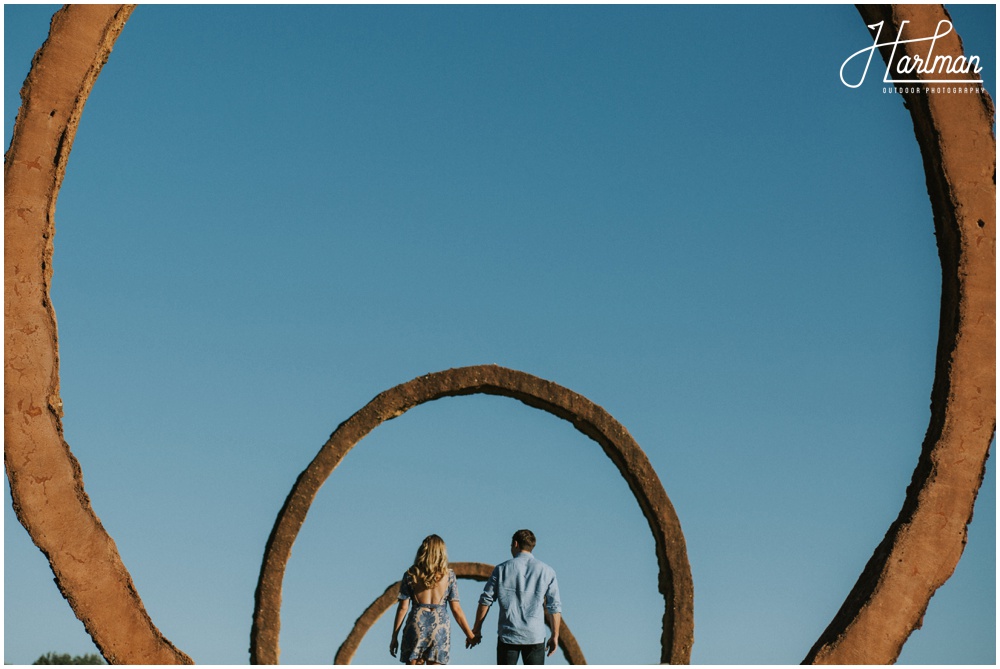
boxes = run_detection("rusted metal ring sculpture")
[332,561,587,664]
[801,6,996,663]
[3,4,994,665]
[3,5,191,664]
[250,364,694,664]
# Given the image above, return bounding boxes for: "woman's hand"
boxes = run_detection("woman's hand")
[389,637,398,657]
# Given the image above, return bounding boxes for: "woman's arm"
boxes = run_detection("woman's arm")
[389,599,409,657]
[449,600,475,641]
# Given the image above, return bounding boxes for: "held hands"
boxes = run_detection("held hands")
[466,626,483,649]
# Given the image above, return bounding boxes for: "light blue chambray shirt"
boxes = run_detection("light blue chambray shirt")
[479,551,562,645]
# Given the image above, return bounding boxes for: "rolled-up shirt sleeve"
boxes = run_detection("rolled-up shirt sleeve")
[544,574,561,614]
[479,567,499,607]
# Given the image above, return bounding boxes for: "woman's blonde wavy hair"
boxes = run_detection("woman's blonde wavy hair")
[406,534,449,589]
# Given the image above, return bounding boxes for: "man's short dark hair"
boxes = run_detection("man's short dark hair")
[512,529,536,552]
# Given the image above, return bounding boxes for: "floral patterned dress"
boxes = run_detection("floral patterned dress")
[398,569,459,664]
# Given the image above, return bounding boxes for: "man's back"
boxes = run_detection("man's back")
[481,551,561,645]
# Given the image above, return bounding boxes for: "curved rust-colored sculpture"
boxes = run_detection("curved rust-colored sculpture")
[3,4,192,664]
[251,365,694,664]
[333,561,587,665]
[803,5,996,664]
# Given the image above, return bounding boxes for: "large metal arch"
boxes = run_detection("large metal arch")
[2,4,994,665]
[251,365,694,664]
[3,4,191,664]
[332,561,587,665]
[802,5,996,663]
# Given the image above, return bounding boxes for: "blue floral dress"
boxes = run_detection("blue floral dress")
[398,570,459,664]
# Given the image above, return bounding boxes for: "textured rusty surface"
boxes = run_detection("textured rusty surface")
[252,365,694,664]
[804,5,996,664]
[333,561,587,664]
[3,4,192,665]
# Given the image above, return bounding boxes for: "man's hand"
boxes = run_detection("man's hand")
[546,635,558,656]
[467,622,483,649]
[470,604,489,649]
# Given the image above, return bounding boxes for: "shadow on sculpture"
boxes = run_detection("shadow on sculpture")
[333,561,587,664]
[2,3,994,665]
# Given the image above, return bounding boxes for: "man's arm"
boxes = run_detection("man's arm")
[545,611,561,656]
[469,603,490,648]
[470,568,498,648]
[544,572,562,656]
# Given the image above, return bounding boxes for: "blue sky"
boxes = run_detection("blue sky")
[4,3,995,665]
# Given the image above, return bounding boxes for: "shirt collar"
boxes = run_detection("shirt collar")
[514,550,533,559]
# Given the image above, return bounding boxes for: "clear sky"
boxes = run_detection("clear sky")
[4,3,995,666]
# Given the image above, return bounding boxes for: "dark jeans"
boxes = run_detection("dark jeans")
[497,640,546,665]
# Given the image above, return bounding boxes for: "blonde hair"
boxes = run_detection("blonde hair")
[406,534,449,589]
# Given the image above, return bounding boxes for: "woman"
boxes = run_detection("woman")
[389,535,475,665]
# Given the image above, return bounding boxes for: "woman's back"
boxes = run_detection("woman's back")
[392,536,475,664]
[409,570,451,605]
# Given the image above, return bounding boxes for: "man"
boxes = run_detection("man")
[468,529,562,664]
